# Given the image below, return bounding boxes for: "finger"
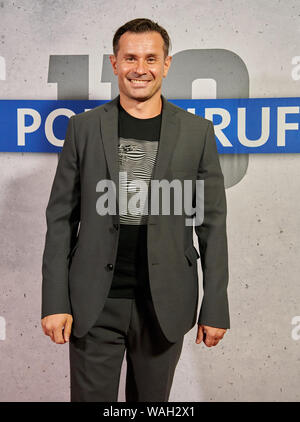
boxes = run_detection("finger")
[41,321,48,336]
[63,319,72,342]
[44,326,52,337]
[204,335,215,347]
[42,320,53,337]
[196,325,204,344]
[49,330,55,342]
[216,333,225,342]
[211,336,222,346]
[53,327,65,344]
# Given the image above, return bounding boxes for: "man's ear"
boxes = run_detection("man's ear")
[163,55,172,78]
[109,54,118,75]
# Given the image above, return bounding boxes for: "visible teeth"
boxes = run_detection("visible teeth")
[130,79,148,83]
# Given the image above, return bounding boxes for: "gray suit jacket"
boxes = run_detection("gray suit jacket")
[41,94,230,343]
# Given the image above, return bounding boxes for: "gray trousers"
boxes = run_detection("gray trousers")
[69,294,184,402]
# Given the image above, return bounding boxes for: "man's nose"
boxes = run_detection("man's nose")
[134,59,148,74]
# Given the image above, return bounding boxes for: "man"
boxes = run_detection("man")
[41,18,230,402]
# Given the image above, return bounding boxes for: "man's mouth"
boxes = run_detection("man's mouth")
[128,78,151,86]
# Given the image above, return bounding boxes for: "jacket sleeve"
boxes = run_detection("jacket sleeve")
[195,120,230,329]
[41,115,81,318]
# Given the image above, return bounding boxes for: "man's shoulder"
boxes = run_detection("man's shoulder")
[167,100,211,129]
[71,101,108,122]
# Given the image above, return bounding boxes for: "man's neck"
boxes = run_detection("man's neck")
[119,93,162,119]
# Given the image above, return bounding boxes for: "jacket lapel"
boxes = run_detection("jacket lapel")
[100,95,120,211]
[153,95,179,182]
[99,94,180,212]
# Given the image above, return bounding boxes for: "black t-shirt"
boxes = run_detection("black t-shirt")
[107,100,162,299]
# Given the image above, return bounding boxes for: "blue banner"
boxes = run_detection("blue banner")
[0,98,299,153]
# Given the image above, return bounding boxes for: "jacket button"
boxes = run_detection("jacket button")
[106,263,113,271]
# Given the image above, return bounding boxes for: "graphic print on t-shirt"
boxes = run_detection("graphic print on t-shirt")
[118,136,158,225]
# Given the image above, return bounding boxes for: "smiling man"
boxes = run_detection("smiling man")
[41,18,230,402]
[110,29,170,114]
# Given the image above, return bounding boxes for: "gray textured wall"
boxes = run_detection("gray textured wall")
[1,0,300,401]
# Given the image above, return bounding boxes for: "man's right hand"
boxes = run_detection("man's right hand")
[41,313,73,344]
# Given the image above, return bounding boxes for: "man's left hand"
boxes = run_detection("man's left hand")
[196,324,227,347]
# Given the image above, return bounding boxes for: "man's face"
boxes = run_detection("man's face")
[110,31,172,102]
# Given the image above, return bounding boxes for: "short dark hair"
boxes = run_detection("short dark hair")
[112,18,171,58]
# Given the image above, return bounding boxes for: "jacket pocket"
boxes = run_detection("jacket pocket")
[184,244,200,266]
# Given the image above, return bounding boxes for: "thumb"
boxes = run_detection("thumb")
[63,317,72,342]
[196,325,204,344]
